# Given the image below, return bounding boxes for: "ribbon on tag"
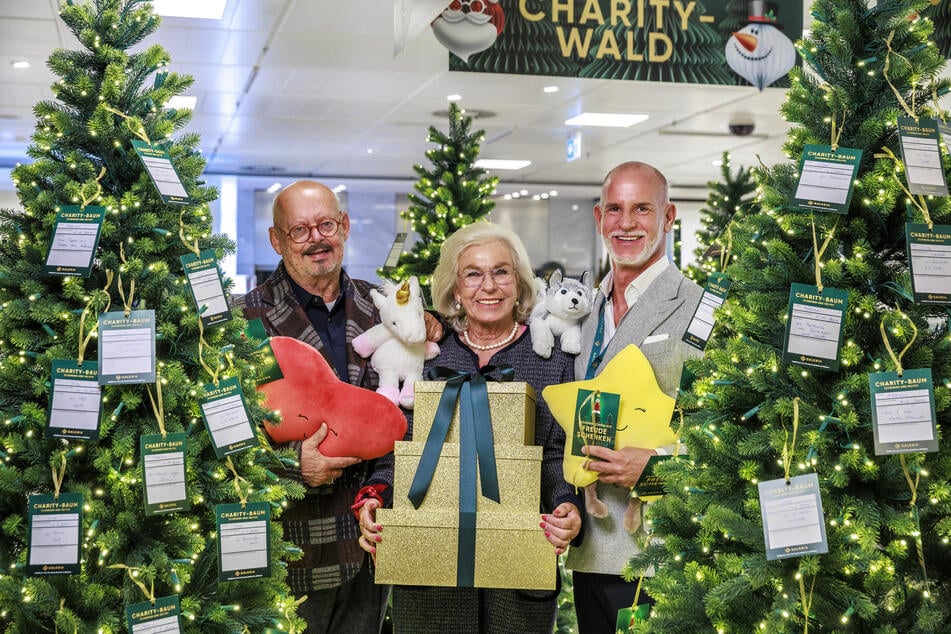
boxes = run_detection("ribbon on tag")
[408,364,513,586]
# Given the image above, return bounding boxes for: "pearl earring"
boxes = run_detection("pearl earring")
[454,301,461,311]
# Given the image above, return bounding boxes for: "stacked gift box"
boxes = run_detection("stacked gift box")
[375,380,556,590]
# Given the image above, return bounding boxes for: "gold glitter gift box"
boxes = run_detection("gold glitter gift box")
[374,381,557,589]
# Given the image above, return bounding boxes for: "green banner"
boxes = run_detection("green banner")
[445,0,803,87]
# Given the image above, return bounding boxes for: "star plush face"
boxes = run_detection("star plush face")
[541,344,677,488]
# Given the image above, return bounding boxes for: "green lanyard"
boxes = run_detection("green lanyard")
[584,300,608,380]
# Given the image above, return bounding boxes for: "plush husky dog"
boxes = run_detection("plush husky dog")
[530,270,593,359]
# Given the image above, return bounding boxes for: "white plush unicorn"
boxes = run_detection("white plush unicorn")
[352,276,439,409]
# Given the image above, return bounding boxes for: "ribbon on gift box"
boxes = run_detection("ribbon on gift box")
[408,364,514,586]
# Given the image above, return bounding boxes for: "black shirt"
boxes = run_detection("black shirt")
[287,273,350,382]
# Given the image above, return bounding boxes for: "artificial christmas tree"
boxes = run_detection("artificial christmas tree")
[0,1,303,631]
[381,102,498,303]
[631,0,951,631]
[685,152,757,287]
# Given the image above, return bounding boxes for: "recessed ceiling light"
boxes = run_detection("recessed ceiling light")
[711,159,724,166]
[564,112,649,127]
[151,0,227,19]
[266,182,283,194]
[11,60,30,70]
[332,184,347,193]
[475,159,531,170]
[520,189,529,196]
[166,95,197,110]
[543,86,559,93]
[548,190,558,197]
[447,94,462,102]
[511,192,521,198]
[366,148,374,154]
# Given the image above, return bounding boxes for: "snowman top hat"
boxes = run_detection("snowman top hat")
[744,0,784,29]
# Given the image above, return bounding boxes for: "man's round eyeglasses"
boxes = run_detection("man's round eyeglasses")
[277,217,343,243]
[459,268,515,288]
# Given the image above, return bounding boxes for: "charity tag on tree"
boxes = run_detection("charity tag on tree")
[792,144,862,214]
[683,272,731,351]
[199,376,258,459]
[43,205,105,277]
[180,250,232,328]
[125,594,182,634]
[141,432,189,516]
[897,117,949,197]
[215,502,271,582]
[131,140,191,204]
[382,232,409,271]
[26,492,83,576]
[48,359,102,441]
[758,473,828,561]
[616,603,651,631]
[97,310,157,385]
[570,389,619,458]
[869,368,939,455]
[782,283,848,371]
[905,222,951,304]
[632,455,673,499]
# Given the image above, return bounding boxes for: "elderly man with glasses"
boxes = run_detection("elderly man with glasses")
[233,180,410,633]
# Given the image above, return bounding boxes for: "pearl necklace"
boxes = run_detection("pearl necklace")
[462,323,519,351]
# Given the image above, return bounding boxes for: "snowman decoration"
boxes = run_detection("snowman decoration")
[725,0,796,90]
[432,0,505,63]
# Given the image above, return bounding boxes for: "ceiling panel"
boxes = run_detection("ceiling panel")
[0,0,821,197]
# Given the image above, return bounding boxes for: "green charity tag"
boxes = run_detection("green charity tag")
[905,222,951,304]
[616,603,651,631]
[255,340,284,385]
[48,359,102,441]
[782,283,848,372]
[683,272,731,351]
[97,310,156,385]
[243,317,268,342]
[27,492,83,575]
[215,501,272,582]
[141,432,190,516]
[897,117,949,196]
[382,232,409,270]
[131,139,191,204]
[180,249,232,327]
[759,473,828,561]
[126,594,182,633]
[791,144,862,214]
[571,389,620,457]
[869,368,939,455]
[631,454,673,498]
[200,376,258,459]
[44,205,105,277]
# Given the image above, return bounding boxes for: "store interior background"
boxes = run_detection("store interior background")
[0,0,849,292]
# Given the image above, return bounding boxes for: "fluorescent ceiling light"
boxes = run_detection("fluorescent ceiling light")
[475,159,531,170]
[543,85,559,93]
[11,60,30,70]
[447,94,462,102]
[166,95,197,110]
[152,0,227,20]
[266,182,283,194]
[565,112,649,127]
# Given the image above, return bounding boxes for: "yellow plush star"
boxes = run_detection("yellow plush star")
[542,344,676,488]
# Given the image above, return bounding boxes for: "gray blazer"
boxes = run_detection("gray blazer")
[566,263,704,576]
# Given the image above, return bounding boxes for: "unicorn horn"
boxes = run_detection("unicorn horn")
[396,280,411,305]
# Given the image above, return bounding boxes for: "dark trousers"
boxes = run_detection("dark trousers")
[573,571,651,634]
[296,558,390,634]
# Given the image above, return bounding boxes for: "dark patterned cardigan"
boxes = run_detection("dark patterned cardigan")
[233,262,383,593]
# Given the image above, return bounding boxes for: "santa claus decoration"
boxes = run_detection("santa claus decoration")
[431,0,505,63]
